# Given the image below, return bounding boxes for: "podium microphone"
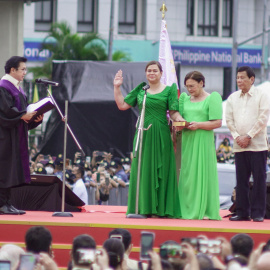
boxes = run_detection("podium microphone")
[142,85,150,91]
[35,78,59,86]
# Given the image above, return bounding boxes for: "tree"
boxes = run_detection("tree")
[29,21,131,80]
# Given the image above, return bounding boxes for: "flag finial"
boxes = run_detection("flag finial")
[160,2,167,20]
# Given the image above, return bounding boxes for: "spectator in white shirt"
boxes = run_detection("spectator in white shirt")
[72,165,88,205]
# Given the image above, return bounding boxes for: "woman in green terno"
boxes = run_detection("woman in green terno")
[178,71,222,220]
[113,61,184,218]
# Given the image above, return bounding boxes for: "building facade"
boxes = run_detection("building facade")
[23,0,269,97]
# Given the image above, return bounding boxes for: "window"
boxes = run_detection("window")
[77,0,97,33]
[187,0,194,35]
[197,0,219,36]
[222,0,232,37]
[186,0,232,37]
[35,0,55,32]
[118,0,136,34]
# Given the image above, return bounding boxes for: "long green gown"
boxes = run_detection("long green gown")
[178,92,222,220]
[125,82,181,218]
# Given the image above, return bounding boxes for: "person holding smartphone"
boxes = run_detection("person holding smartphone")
[114,61,183,218]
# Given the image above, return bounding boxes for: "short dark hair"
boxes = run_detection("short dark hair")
[145,61,163,72]
[25,226,52,254]
[197,253,214,270]
[74,165,84,178]
[108,228,132,251]
[103,238,125,268]
[184,71,205,87]
[72,234,96,264]
[231,233,254,258]
[237,66,255,80]
[5,56,27,74]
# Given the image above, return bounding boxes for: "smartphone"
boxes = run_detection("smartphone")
[17,254,38,270]
[105,174,110,186]
[198,239,221,254]
[86,156,91,163]
[77,248,95,265]
[96,172,100,183]
[181,237,199,250]
[0,261,11,270]
[110,234,123,242]
[140,231,155,260]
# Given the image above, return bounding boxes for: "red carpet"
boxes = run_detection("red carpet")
[0,205,269,269]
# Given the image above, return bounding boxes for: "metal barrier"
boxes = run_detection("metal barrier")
[86,183,129,206]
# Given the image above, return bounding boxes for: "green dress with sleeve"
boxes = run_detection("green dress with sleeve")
[178,92,222,220]
[124,82,181,218]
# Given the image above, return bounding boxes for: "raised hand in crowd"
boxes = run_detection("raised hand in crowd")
[35,252,58,270]
[95,248,112,270]
[181,242,200,270]
[147,251,162,270]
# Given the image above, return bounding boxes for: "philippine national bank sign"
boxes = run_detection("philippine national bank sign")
[172,45,262,68]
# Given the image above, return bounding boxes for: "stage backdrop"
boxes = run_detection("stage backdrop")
[39,61,181,158]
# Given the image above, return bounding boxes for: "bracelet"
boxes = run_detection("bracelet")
[246,134,251,139]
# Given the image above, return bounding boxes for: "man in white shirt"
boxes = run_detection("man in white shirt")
[72,165,88,205]
[226,66,270,222]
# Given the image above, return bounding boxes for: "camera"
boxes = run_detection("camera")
[160,243,186,260]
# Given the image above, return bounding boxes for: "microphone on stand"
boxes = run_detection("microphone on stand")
[35,78,59,87]
[142,85,150,91]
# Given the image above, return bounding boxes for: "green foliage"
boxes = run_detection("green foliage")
[112,50,132,62]
[29,21,132,80]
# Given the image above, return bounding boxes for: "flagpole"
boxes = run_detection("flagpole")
[158,2,182,180]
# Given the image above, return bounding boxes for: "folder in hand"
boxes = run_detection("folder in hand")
[27,97,55,122]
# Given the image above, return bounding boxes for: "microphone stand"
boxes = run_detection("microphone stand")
[53,100,73,217]
[127,88,151,219]
[45,84,85,157]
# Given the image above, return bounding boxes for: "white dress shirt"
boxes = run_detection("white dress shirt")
[2,74,20,89]
[226,85,270,152]
[72,178,88,205]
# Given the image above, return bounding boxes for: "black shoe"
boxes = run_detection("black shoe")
[0,204,21,215]
[8,205,26,215]
[253,217,264,222]
[229,215,251,221]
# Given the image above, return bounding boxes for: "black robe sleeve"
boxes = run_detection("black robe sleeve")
[0,87,26,128]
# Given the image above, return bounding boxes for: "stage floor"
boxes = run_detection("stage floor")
[0,205,269,268]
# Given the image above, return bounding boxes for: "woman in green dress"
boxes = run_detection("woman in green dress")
[113,61,184,218]
[178,71,222,220]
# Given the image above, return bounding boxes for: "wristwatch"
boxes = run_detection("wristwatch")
[246,134,251,139]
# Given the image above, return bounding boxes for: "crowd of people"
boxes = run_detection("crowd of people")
[29,147,130,205]
[0,225,270,270]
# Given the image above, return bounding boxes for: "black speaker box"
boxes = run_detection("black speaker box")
[11,174,84,212]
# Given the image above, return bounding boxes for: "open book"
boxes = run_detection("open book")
[27,97,55,122]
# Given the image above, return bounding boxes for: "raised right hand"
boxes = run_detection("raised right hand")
[114,70,123,87]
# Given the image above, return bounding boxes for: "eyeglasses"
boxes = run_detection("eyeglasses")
[185,85,196,90]
[16,68,27,73]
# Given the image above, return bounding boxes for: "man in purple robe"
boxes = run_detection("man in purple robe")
[0,56,43,215]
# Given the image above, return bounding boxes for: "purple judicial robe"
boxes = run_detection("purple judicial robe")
[0,80,41,188]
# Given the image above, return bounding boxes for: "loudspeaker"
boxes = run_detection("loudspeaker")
[10,175,84,212]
